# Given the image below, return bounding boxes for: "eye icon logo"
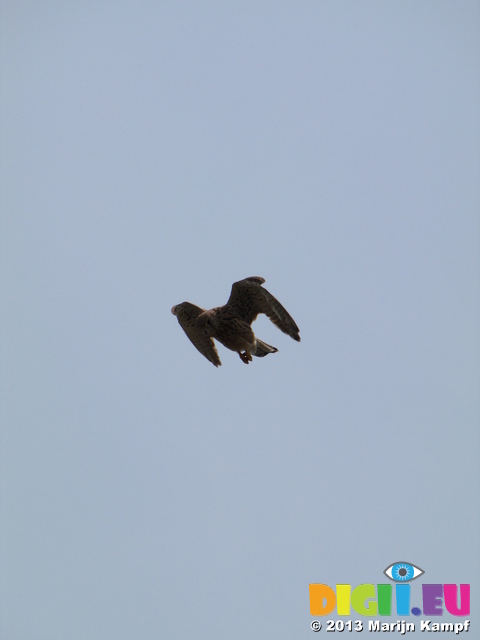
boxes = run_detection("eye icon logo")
[384,561,424,582]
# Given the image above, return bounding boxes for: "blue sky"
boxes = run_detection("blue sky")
[1,2,479,638]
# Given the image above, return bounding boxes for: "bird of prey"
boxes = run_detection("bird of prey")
[171,276,300,366]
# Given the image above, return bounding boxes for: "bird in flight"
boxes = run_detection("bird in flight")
[171,276,300,367]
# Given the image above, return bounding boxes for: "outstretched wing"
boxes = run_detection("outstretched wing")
[226,277,300,341]
[171,302,222,367]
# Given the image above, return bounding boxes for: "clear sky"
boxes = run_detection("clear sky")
[1,2,479,638]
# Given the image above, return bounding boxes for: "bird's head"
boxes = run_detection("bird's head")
[195,310,216,336]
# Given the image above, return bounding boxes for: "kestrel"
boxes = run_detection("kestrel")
[171,276,300,366]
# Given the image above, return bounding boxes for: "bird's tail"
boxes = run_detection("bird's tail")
[253,339,278,358]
